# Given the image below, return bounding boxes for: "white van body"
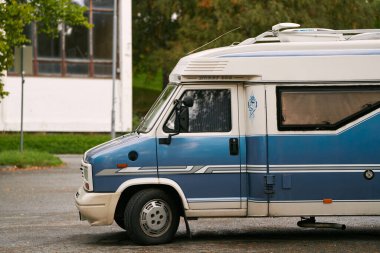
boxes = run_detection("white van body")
[75,23,380,245]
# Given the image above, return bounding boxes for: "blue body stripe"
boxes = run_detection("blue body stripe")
[157,136,239,165]
[246,136,267,165]
[220,49,380,58]
[246,113,380,166]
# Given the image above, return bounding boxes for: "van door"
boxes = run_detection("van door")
[156,84,242,212]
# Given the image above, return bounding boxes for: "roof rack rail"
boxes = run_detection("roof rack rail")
[239,23,380,45]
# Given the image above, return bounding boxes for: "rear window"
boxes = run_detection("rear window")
[277,85,380,130]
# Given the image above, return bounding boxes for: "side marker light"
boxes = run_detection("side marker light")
[323,198,333,204]
[117,163,128,168]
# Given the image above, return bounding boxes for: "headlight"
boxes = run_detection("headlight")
[80,161,93,191]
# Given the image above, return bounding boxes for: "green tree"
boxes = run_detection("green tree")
[0,0,90,100]
[132,0,191,86]
[168,0,379,65]
[133,0,380,87]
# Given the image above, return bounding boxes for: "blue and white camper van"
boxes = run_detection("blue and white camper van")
[75,23,380,245]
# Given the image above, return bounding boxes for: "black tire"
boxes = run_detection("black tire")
[114,200,127,230]
[124,188,180,245]
[114,215,126,230]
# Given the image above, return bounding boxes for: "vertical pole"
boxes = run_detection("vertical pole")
[61,23,66,76]
[89,0,94,77]
[118,0,133,132]
[111,0,117,139]
[20,46,25,152]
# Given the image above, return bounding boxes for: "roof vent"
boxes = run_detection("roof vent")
[239,23,380,46]
[184,60,228,73]
[279,28,344,42]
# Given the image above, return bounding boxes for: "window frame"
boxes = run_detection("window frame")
[8,0,117,78]
[276,85,380,131]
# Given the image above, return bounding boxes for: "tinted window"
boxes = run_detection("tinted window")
[165,89,232,133]
[93,11,113,59]
[277,86,380,130]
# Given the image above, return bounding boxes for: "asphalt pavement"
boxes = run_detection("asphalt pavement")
[1,155,380,252]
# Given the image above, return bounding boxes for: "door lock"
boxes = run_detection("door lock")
[229,138,239,156]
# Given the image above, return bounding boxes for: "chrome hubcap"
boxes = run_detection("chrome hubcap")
[140,199,171,237]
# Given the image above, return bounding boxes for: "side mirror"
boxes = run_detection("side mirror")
[159,96,193,145]
[178,107,189,132]
[182,96,194,107]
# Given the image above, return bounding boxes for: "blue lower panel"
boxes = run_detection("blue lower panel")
[249,172,380,201]
[268,114,380,165]
[248,173,267,202]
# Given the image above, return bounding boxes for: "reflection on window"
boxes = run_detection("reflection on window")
[94,63,112,76]
[38,62,61,74]
[38,33,60,57]
[93,11,113,59]
[278,86,380,130]
[66,22,89,59]
[165,89,232,133]
[67,63,89,75]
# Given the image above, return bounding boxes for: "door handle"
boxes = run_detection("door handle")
[229,138,239,156]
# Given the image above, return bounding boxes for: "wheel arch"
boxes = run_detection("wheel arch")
[114,178,189,221]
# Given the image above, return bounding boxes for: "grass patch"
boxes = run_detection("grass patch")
[0,150,62,168]
[0,133,110,154]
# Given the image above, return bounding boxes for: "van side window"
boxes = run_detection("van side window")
[164,89,232,133]
[277,86,380,131]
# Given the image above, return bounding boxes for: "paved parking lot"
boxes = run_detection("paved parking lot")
[1,155,380,252]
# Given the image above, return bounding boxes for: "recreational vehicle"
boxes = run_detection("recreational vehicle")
[75,23,380,245]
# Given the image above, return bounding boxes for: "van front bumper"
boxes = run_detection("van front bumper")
[75,186,120,226]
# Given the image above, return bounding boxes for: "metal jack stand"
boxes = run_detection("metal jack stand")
[183,212,192,239]
[297,217,346,230]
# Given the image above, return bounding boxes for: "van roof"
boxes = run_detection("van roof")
[169,23,380,83]
[240,23,380,44]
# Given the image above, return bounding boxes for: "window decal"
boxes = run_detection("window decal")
[248,94,258,119]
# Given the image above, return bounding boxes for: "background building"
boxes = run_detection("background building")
[0,0,132,132]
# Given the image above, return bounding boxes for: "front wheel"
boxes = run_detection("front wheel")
[114,215,126,230]
[124,189,180,245]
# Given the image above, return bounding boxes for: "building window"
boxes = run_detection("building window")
[277,85,380,131]
[164,89,232,133]
[9,0,117,78]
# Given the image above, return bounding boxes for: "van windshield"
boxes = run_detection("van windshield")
[136,84,177,133]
